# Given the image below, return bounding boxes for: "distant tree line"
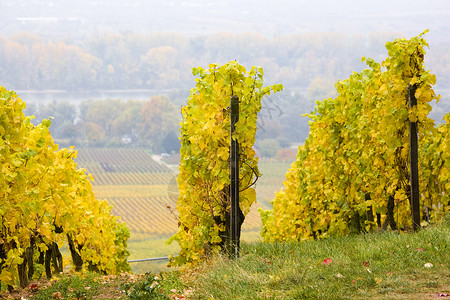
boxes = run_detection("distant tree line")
[6,30,449,154]
[23,91,318,157]
[25,96,180,153]
[3,31,448,91]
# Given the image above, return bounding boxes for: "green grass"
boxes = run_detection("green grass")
[13,217,449,299]
[127,237,180,274]
[181,217,450,299]
[126,231,261,274]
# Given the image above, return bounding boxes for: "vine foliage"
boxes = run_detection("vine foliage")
[169,61,282,264]
[0,87,130,289]
[261,31,448,242]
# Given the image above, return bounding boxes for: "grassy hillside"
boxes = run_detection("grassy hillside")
[11,215,449,299]
[181,217,450,299]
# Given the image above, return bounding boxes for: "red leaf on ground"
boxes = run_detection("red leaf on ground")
[363,260,370,267]
[416,248,425,252]
[322,258,332,266]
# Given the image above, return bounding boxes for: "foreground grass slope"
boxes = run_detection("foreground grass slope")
[186,220,449,299]
[189,150,448,298]
[11,214,448,299]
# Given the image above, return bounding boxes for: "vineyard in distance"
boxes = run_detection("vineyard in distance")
[75,148,179,239]
[74,147,288,271]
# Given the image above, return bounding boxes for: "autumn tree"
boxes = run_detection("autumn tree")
[136,96,179,151]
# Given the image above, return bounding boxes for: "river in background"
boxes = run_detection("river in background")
[15,87,450,126]
[15,89,182,104]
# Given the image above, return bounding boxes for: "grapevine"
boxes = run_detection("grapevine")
[0,87,130,290]
[261,31,447,242]
[169,61,282,264]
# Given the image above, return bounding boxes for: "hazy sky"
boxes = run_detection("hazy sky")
[1,0,449,43]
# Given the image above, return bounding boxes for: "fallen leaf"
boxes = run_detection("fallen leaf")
[363,260,370,267]
[52,292,62,299]
[322,258,333,266]
[416,248,425,252]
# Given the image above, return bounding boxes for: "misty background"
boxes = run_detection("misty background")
[1,0,449,155]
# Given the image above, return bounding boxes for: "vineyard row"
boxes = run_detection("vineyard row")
[108,196,178,236]
[76,148,173,173]
[88,171,176,186]
[105,195,264,236]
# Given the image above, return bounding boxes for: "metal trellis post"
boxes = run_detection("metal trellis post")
[408,84,421,231]
[230,95,240,259]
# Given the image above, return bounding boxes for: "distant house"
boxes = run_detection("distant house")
[121,135,132,144]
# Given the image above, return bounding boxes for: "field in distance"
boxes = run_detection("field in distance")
[75,148,291,272]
